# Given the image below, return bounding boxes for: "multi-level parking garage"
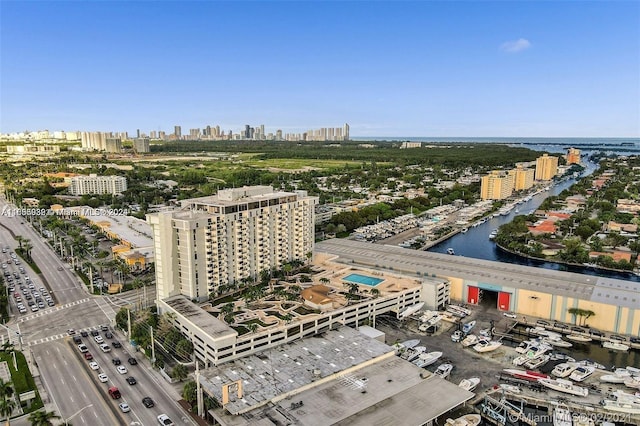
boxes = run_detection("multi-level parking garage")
[316,239,640,336]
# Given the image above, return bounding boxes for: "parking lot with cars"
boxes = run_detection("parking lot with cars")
[2,245,56,316]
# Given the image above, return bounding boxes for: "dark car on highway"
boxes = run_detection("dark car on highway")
[142,397,155,408]
[128,358,138,365]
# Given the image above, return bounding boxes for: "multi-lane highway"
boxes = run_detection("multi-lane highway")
[0,198,193,426]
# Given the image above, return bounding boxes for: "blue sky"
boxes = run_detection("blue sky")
[1,1,639,137]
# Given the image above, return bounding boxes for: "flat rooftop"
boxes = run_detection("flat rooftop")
[206,327,473,426]
[82,207,154,249]
[162,296,237,340]
[316,239,640,309]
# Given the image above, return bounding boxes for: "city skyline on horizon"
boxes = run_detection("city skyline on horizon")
[1,2,638,138]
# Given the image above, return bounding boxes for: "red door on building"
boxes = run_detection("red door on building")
[497,292,511,311]
[467,286,479,304]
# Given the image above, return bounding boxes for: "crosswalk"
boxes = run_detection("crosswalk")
[17,298,91,323]
[23,324,110,347]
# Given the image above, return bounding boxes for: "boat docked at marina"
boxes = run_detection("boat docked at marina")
[577,359,605,370]
[542,336,573,348]
[461,334,479,347]
[400,339,420,349]
[566,333,592,343]
[413,351,443,368]
[624,376,640,389]
[401,346,426,362]
[473,339,502,353]
[503,369,548,382]
[611,389,640,405]
[435,363,453,379]
[462,320,476,334]
[569,366,595,382]
[552,362,579,378]
[447,248,455,255]
[538,378,589,397]
[600,399,640,415]
[458,377,480,392]
[489,229,498,240]
[398,302,425,320]
[602,340,630,351]
[524,354,550,369]
[553,404,573,426]
[445,414,481,426]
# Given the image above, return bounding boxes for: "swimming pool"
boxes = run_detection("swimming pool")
[343,273,384,287]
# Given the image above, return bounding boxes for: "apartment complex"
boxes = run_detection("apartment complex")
[535,153,559,180]
[480,170,514,200]
[566,147,581,165]
[509,164,535,191]
[68,174,127,195]
[147,186,318,301]
[133,138,150,153]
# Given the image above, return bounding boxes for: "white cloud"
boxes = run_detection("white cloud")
[500,38,531,53]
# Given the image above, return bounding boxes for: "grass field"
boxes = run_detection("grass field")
[243,158,372,170]
[0,350,43,412]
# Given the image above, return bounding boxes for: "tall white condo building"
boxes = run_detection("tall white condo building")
[147,186,318,301]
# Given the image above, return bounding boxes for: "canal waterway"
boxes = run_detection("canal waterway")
[428,161,640,284]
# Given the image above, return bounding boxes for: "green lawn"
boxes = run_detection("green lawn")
[0,350,43,412]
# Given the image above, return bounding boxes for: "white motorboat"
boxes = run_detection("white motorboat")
[435,363,453,379]
[401,339,421,349]
[600,399,640,415]
[524,354,550,369]
[499,383,521,394]
[398,302,425,319]
[600,374,627,384]
[447,248,455,255]
[489,230,498,240]
[552,363,578,378]
[549,353,575,362]
[566,334,592,343]
[461,334,479,347]
[458,377,480,392]
[602,340,630,351]
[451,330,463,342]
[462,320,476,334]
[515,339,539,354]
[413,351,443,368]
[473,339,502,353]
[611,389,640,405]
[401,346,426,362]
[445,414,482,426]
[553,404,573,426]
[542,336,573,348]
[569,366,595,382]
[577,359,605,370]
[538,377,589,397]
[624,376,640,389]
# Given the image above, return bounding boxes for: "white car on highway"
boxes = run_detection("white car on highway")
[94,335,104,344]
[117,365,128,374]
[89,362,100,370]
[98,373,108,383]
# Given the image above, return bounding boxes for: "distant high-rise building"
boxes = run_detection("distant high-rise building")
[508,165,535,191]
[174,126,182,139]
[134,138,150,153]
[244,125,250,139]
[535,154,559,181]
[159,131,166,140]
[136,129,140,138]
[480,170,514,200]
[566,148,581,165]
[189,128,200,139]
[105,137,123,153]
[276,129,283,140]
[343,123,350,140]
[147,186,318,301]
[150,131,157,139]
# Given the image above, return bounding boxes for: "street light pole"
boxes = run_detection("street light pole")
[65,403,93,425]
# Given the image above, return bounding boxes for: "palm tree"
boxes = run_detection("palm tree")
[28,410,60,426]
[248,323,259,333]
[0,398,15,426]
[22,240,33,261]
[319,277,330,285]
[14,236,23,251]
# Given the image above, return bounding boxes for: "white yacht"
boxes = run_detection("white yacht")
[552,363,578,378]
[458,377,480,392]
[499,383,521,394]
[435,363,453,379]
[401,346,426,362]
[537,377,589,396]
[611,389,640,405]
[524,354,550,369]
[566,334,592,343]
[461,334,479,347]
[542,336,572,348]
[553,404,573,426]
[569,366,595,382]
[624,376,640,389]
[602,340,630,351]
[398,302,425,320]
[413,351,443,368]
[473,340,502,353]
[600,399,640,415]
[462,320,476,334]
